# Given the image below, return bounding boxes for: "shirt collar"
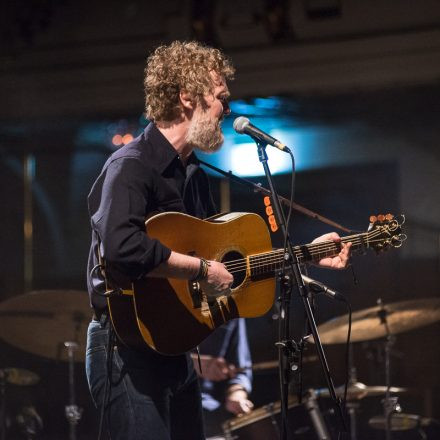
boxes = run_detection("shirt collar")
[145,123,200,174]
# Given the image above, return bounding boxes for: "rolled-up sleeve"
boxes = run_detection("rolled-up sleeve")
[89,157,171,280]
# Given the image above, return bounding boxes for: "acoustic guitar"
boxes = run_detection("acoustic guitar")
[107,211,406,355]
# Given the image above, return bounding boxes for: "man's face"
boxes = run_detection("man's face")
[185,72,230,153]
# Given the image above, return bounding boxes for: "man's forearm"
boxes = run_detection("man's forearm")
[147,251,200,280]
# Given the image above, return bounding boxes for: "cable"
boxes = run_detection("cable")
[280,149,296,275]
[89,264,121,297]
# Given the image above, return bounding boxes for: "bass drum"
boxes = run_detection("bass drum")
[222,395,329,440]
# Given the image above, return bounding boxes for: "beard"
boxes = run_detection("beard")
[185,108,224,153]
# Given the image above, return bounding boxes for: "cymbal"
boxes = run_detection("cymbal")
[0,368,40,386]
[315,381,406,401]
[369,413,421,431]
[314,298,440,344]
[0,290,91,362]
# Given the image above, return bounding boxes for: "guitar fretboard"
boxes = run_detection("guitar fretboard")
[224,233,370,279]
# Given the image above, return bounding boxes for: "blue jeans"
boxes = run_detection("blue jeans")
[85,318,205,440]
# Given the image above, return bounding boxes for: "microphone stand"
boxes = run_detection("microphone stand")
[198,159,353,234]
[254,140,347,439]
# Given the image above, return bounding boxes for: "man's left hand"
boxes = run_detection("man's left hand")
[312,232,352,269]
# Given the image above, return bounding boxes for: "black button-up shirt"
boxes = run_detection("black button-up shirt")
[87,123,216,309]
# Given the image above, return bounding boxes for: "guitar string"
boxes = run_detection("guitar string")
[226,239,388,275]
[227,225,394,270]
[223,230,382,271]
[224,234,389,274]
[225,239,367,273]
[226,240,390,271]
[223,231,398,273]
[223,237,361,270]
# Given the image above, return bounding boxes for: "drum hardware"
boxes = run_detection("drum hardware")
[303,389,331,440]
[64,341,83,440]
[0,290,89,438]
[15,405,43,440]
[315,372,406,439]
[376,298,400,440]
[316,344,360,440]
[0,368,40,440]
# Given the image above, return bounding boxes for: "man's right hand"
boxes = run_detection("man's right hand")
[199,260,233,298]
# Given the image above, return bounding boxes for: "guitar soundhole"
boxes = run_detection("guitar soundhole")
[222,251,246,289]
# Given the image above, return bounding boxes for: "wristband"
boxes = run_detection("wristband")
[191,258,210,281]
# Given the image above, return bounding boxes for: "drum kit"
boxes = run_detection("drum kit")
[222,297,440,440]
[0,291,439,439]
[0,290,90,440]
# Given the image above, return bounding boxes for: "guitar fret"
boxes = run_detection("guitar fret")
[249,252,284,278]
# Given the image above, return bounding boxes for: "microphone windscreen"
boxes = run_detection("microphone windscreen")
[233,116,250,133]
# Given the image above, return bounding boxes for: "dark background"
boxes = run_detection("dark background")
[1,1,440,439]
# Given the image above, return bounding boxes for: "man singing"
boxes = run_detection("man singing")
[85,40,351,440]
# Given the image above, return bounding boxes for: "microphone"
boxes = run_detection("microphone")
[302,275,345,301]
[233,116,290,153]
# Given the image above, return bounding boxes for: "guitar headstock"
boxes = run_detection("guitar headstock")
[367,213,407,253]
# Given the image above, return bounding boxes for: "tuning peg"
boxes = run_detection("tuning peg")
[377,214,385,222]
[369,215,377,223]
[385,213,394,221]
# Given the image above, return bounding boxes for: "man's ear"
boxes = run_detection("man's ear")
[179,90,195,111]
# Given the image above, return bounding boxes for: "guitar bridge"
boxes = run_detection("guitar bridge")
[188,281,202,309]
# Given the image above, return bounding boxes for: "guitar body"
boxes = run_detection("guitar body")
[109,212,275,355]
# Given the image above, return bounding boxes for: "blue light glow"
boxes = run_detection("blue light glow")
[229,143,292,176]
[73,96,361,177]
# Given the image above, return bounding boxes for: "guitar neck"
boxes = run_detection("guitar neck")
[226,233,369,279]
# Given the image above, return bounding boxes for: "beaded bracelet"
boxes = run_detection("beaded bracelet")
[191,258,210,282]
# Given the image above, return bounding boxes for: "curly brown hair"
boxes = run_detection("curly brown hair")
[144,41,235,122]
